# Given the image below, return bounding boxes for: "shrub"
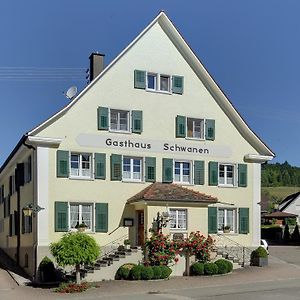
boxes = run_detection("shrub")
[291,224,300,242]
[283,224,291,241]
[160,265,172,279]
[55,282,90,293]
[141,266,154,280]
[129,265,144,280]
[251,246,268,260]
[214,259,229,274]
[116,263,136,280]
[39,256,56,282]
[152,266,162,279]
[224,260,233,273]
[204,262,218,275]
[190,262,204,276]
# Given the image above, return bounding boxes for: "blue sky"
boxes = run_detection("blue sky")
[0,0,299,166]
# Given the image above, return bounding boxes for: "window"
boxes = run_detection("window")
[187,118,204,139]
[70,203,93,230]
[110,109,130,132]
[174,161,191,184]
[24,156,32,184]
[70,153,92,178]
[147,73,157,90]
[218,208,237,233]
[146,72,170,93]
[11,175,16,195]
[219,164,235,186]
[23,213,32,234]
[123,157,142,181]
[169,209,187,230]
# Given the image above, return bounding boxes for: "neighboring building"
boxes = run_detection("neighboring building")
[0,12,274,280]
[262,211,297,226]
[279,191,300,223]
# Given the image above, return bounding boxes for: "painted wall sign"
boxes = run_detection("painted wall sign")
[76,134,232,158]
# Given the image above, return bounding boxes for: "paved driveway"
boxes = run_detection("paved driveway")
[269,245,300,266]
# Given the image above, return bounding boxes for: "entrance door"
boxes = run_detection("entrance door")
[137,210,145,246]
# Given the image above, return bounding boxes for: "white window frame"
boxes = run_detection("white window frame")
[169,209,187,231]
[174,160,192,185]
[122,156,143,182]
[217,208,237,233]
[146,72,171,94]
[69,203,94,232]
[109,108,131,133]
[70,153,93,179]
[218,163,237,187]
[186,117,205,140]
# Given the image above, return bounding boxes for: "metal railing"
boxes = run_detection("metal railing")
[99,234,129,259]
[213,234,253,266]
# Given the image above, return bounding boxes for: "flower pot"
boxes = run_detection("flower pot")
[223,229,230,233]
[77,227,86,232]
[251,257,268,267]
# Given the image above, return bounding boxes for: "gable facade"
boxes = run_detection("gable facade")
[0,12,274,279]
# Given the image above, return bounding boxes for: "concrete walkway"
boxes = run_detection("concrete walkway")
[1,246,300,299]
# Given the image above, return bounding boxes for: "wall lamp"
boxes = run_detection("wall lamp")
[23,204,45,217]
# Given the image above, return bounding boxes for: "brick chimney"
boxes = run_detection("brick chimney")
[89,53,105,82]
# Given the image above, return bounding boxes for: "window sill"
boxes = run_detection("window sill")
[109,129,131,135]
[145,89,172,95]
[69,176,94,181]
[218,184,237,188]
[217,232,239,236]
[122,179,145,184]
[173,182,193,186]
[185,137,205,142]
[170,229,187,232]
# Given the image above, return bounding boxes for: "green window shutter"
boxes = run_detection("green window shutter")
[208,207,217,234]
[238,164,247,187]
[95,153,106,180]
[208,161,218,186]
[9,176,12,195]
[194,160,205,185]
[145,157,156,182]
[95,203,108,232]
[55,202,68,232]
[22,212,25,234]
[134,70,146,89]
[110,154,122,181]
[176,115,186,138]
[97,107,109,130]
[162,158,173,183]
[239,208,249,234]
[56,150,69,178]
[132,110,143,134]
[205,119,215,140]
[172,76,184,94]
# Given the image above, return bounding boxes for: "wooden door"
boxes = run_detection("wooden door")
[137,210,145,246]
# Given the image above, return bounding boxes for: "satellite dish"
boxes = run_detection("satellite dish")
[65,86,78,100]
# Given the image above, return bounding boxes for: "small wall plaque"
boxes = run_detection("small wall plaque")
[123,218,134,227]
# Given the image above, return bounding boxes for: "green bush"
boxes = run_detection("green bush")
[292,224,300,241]
[224,260,233,273]
[129,265,144,280]
[141,266,154,280]
[283,224,291,241]
[204,262,218,275]
[160,266,172,279]
[116,263,136,280]
[214,259,229,274]
[190,262,204,276]
[39,256,56,282]
[251,246,268,261]
[152,266,162,279]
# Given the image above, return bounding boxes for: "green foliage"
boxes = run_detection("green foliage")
[124,239,131,245]
[261,161,300,187]
[141,266,154,280]
[251,246,268,261]
[50,232,100,267]
[283,224,291,241]
[116,264,136,280]
[129,265,144,280]
[291,224,300,241]
[261,226,282,240]
[204,262,218,275]
[224,260,233,273]
[152,266,162,279]
[286,218,297,226]
[190,262,204,276]
[55,281,90,293]
[39,256,56,282]
[214,259,229,274]
[160,265,172,279]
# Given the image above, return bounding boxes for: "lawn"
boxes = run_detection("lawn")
[262,186,300,202]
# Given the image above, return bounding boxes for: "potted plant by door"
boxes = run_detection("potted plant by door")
[124,239,131,250]
[223,225,231,233]
[250,246,268,267]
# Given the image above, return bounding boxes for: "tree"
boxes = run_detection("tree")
[50,232,100,284]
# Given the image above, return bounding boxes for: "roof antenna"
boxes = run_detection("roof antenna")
[63,86,78,100]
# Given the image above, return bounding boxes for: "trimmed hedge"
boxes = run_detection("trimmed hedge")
[129,265,144,280]
[152,266,162,279]
[224,260,233,273]
[116,263,137,280]
[214,259,229,274]
[204,262,218,275]
[190,262,204,276]
[160,266,172,279]
[141,266,154,280]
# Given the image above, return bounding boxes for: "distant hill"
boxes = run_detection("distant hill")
[262,161,300,187]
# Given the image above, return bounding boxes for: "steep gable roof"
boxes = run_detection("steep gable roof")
[27,12,274,157]
[279,191,300,211]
